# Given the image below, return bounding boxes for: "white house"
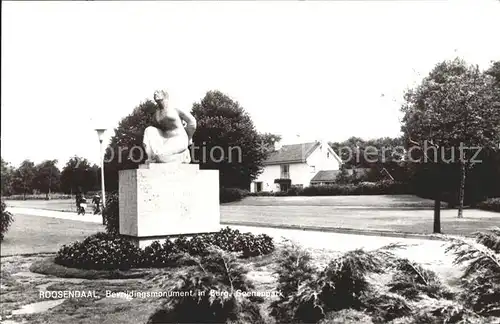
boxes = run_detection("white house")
[250,140,343,192]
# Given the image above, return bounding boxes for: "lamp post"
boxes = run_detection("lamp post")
[95,128,107,224]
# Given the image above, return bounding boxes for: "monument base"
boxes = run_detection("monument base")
[118,163,220,249]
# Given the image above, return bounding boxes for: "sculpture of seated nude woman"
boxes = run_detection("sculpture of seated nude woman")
[143,90,197,163]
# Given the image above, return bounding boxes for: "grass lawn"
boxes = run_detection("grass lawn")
[1,214,104,256]
[226,195,448,208]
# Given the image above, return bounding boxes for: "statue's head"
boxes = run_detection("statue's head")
[153,90,169,109]
[152,89,172,130]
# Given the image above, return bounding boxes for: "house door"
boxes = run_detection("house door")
[256,182,263,192]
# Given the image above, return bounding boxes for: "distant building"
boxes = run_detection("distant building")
[250,140,343,192]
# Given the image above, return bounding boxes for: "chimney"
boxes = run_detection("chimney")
[318,138,328,150]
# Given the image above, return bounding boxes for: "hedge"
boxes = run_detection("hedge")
[220,187,249,203]
[247,181,411,197]
[477,198,500,213]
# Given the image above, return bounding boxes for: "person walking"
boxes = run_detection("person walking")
[92,194,101,215]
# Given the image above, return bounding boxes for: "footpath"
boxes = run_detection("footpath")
[8,207,103,224]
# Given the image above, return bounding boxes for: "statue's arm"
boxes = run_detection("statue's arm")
[177,108,197,143]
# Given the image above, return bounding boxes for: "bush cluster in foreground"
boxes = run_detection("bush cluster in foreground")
[54,227,274,270]
[0,200,14,241]
[147,227,500,324]
[147,228,500,324]
[148,247,266,324]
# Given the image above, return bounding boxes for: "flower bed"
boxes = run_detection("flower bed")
[54,227,275,270]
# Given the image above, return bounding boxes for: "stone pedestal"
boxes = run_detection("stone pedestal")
[118,163,220,248]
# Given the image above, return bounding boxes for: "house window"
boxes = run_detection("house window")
[280,164,290,179]
[310,166,316,173]
[327,152,330,158]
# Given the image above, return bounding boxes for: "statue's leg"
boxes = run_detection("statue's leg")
[143,126,158,163]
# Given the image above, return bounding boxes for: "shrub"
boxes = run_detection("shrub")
[102,192,119,234]
[54,232,143,270]
[388,258,454,301]
[445,227,500,317]
[403,302,487,324]
[220,187,248,203]
[271,244,404,323]
[141,239,182,268]
[270,242,317,323]
[147,247,265,324]
[298,181,410,196]
[247,191,275,197]
[173,227,275,259]
[286,186,302,196]
[363,294,412,323]
[0,200,14,241]
[319,309,374,323]
[477,198,500,213]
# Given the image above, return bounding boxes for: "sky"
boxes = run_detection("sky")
[2,0,500,169]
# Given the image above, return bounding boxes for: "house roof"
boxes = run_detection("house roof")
[310,168,371,183]
[263,142,320,165]
[310,170,341,182]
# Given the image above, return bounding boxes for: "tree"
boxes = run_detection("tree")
[33,160,61,199]
[401,58,500,220]
[1,158,15,196]
[104,100,156,191]
[11,160,36,198]
[191,90,268,189]
[485,60,500,85]
[329,136,405,169]
[335,167,352,184]
[60,156,99,194]
[259,132,282,150]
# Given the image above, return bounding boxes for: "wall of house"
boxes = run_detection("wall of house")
[252,163,310,192]
[252,164,281,192]
[306,142,341,172]
[289,163,315,187]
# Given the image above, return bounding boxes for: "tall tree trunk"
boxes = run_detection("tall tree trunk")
[434,195,441,233]
[457,161,467,218]
[433,163,441,233]
[47,168,52,200]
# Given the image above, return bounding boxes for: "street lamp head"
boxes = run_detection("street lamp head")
[95,128,107,142]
